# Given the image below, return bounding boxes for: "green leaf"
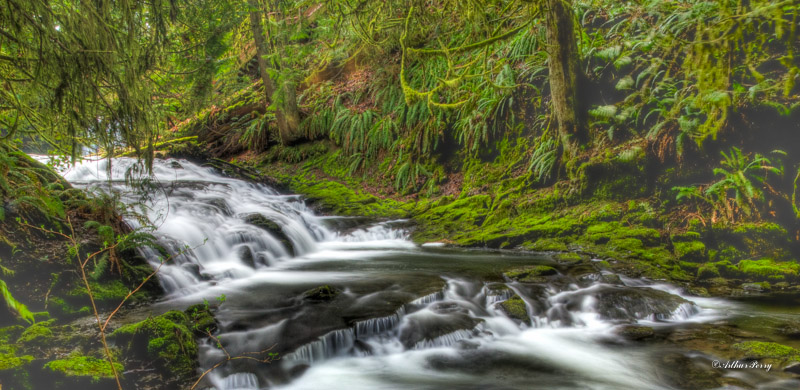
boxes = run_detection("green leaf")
[1,279,35,324]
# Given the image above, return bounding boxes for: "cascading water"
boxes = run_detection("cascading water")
[57,157,797,390]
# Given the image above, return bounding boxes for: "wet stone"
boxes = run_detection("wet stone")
[615,325,655,340]
[303,285,340,302]
[593,287,692,321]
[784,362,800,375]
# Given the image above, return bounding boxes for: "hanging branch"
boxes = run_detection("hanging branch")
[398,7,529,110]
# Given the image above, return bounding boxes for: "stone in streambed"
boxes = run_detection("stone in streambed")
[185,304,218,336]
[398,302,482,348]
[499,295,530,325]
[784,362,800,375]
[302,285,339,302]
[593,287,693,321]
[615,325,655,340]
[504,265,558,283]
[242,213,295,256]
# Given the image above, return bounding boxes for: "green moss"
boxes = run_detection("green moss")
[585,222,660,247]
[18,320,54,346]
[499,295,530,325]
[279,168,411,219]
[505,265,557,282]
[671,231,702,242]
[0,351,33,370]
[673,241,707,262]
[606,238,644,253]
[111,311,197,376]
[732,341,800,361]
[522,238,568,252]
[44,354,122,381]
[303,285,339,301]
[68,280,131,302]
[555,252,583,264]
[714,223,793,261]
[738,258,800,281]
[697,264,720,279]
[185,304,217,336]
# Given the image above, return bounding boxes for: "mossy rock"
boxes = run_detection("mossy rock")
[185,304,218,336]
[504,265,558,283]
[111,311,197,377]
[732,341,800,362]
[0,351,33,371]
[17,320,55,347]
[740,282,771,293]
[606,238,644,253]
[586,222,662,248]
[577,157,649,200]
[711,223,793,261]
[554,252,584,265]
[68,280,134,303]
[696,260,741,281]
[47,296,93,318]
[738,258,800,282]
[0,324,33,386]
[0,351,33,390]
[670,231,702,243]
[697,264,721,280]
[44,354,122,382]
[615,325,655,340]
[523,238,568,252]
[302,285,340,302]
[499,295,530,325]
[594,287,691,321]
[673,241,707,262]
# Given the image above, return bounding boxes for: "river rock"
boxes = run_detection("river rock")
[784,362,800,375]
[593,287,693,321]
[499,295,530,325]
[615,325,655,340]
[302,285,340,302]
[778,322,800,339]
[741,282,770,293]
[242,213,295,256]
[398,302,482,348]
[504,265,558,283]
[238,245,256,268]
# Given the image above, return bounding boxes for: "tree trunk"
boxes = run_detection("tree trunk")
[247,0,301,146]
[271,1,301,143]
[545,0,586,166]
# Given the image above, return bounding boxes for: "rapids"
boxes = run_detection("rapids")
[57,157,798,390]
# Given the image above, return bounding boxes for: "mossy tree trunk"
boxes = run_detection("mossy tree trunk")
[544,0,586,169]
[247,0,301,146]
[270,0,302,144]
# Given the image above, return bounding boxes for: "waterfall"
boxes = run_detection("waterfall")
[54,156,748,390]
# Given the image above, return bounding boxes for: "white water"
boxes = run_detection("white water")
[56,157,793,390]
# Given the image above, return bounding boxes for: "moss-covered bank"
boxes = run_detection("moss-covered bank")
[203,142,800,298]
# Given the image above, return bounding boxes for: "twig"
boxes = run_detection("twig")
[189,331,279,390]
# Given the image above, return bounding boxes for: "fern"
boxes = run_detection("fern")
[1,279,35,324]
[528,134,558,183]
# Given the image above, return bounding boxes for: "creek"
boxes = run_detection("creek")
[61,158,799,390]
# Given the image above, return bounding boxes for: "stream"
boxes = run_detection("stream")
[59,157,799,390]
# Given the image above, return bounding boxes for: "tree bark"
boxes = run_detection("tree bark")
[545,0,586,166]
[271,1,301,143]
[247,0,301,146]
